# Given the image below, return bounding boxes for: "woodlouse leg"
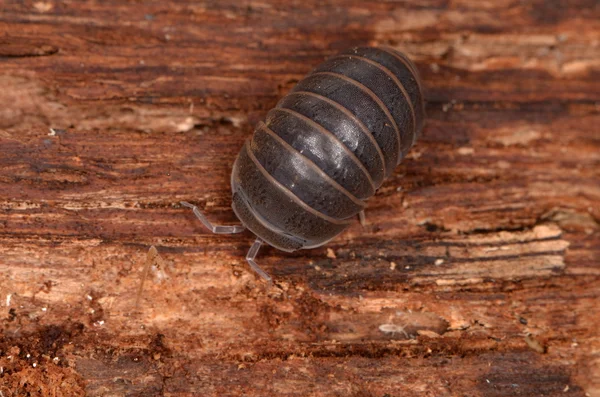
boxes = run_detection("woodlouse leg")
[358,210,367,227]
[181,201,246,234]
[246,238,272,283]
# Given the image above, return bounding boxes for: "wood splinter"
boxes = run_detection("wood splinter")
[135,245,165,311]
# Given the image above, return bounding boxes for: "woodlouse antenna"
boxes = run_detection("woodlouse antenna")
[245,238,271,284]
[181,201,272,282]
[181,201,246,234]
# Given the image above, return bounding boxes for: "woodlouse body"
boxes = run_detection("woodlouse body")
[231,46,425,252]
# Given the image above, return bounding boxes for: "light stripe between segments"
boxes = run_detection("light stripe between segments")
[270,107,377,195]
[379,46,425,107]
[282,91,387,185]
[310,71,402,167]
[329,54,417,140]
[257,122,366,209]
[244,143,352,226]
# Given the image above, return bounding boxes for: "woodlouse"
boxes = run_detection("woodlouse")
[182,46,425,282]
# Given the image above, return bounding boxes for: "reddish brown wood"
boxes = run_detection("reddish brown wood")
[0,1,599,396]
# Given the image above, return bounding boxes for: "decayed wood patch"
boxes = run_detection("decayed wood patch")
[0,0,599,396]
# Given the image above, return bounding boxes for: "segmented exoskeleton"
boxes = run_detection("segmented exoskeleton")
[183,46,425,282]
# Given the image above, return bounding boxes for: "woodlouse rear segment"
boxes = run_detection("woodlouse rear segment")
[231,46,425,252]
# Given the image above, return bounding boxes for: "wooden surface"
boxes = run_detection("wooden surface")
[0,1,599,396]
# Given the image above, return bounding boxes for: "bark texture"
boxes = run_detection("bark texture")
[0,1,599,396]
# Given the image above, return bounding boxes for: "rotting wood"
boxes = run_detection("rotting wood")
[0,1,599,396]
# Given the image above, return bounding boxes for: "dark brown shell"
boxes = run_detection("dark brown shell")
[231,46,425,252]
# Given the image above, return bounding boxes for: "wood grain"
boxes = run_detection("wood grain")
[0,1,599,396]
